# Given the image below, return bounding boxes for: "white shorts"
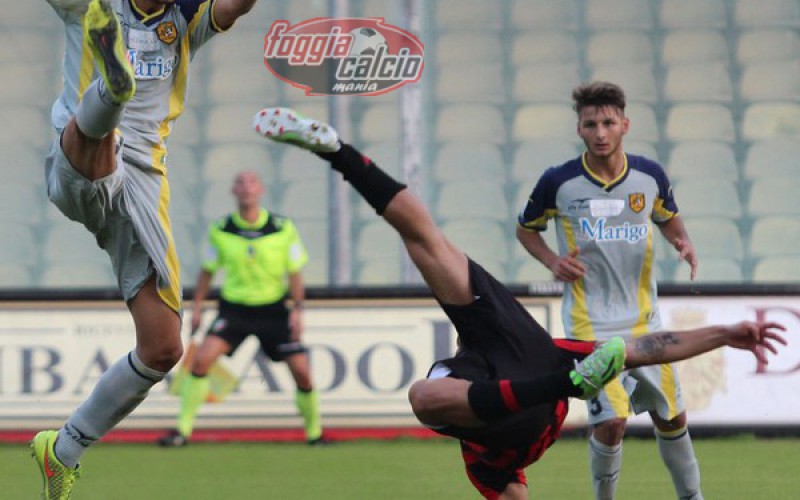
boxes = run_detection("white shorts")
[44,133,182,311]
[586,362,685,425]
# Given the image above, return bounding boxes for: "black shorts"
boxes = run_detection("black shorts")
[428,260,594,496]
[207,299,306,361]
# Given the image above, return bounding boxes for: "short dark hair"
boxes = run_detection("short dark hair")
[572,81,626,114]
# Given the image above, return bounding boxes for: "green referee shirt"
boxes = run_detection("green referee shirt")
[202,209,308,306]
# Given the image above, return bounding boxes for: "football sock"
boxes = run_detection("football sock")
[466,369,580,422]
[177,374,210,438]
[54,350,164,468]
[318,143,406,215]
[295,388,323,441]
[590,434,622,500]
[656,426,703,500]
[75,79,124,139]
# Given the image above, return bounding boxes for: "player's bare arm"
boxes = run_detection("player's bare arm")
[516,227,585,281]
[625,321,787,369]
[212,0,257,30]
[658,215,698,280]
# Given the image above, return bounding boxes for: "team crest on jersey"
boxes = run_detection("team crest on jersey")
[628,193,645,213]
[156,21,178,44]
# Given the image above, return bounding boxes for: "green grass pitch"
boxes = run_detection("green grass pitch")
[5,436,799,499]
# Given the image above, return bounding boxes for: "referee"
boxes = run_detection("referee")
[159,170,325,446]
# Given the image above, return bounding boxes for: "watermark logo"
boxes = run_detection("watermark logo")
[264,17,424,96]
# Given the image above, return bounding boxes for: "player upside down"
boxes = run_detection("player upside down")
[252,107,786,500]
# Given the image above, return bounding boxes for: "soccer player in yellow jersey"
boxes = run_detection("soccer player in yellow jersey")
[157,171,326,447]
[33,0,258,498]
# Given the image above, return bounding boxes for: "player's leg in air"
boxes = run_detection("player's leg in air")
[34,2,183,497]
[251,108,625,429]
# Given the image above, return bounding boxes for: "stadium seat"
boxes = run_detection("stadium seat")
[40,262,116,288]
[0,264,34,288]
[586,0,654,30]
[739,62,800,102]
[659,0,728,29]
[0,182,44,225]
[740,103,800,142]
[586,32,654,69]
[203,144,276,187]
[206,27,266,65]
[360,0,402,20]
[747,216,800,258]
[680,217,744,261]
[3,143,46,187]
[206,104,264,144]
[0,32,52,64]
[293,218,329,286]
[168,181,202,224]
[441,219,510,263]
[751,257,800,282]
[437,63,506,104]
[512,63,580,104]
[665,104,735,142]
[2,223,39,269]
[510,0,579,30]
[743,138,800,179]
[166,144,201,188]
[201,183,237,222]
[281,181,329,219]
[737,29,800,65]
[590,64,658,103]
[435,180,510,223]
[511,140,580,183]
[512,259,557,284]
[747,177,800,217]
[672,258,743,283]
[435,0,503,31]
[0,63,53,105]
[625,103,660,144]
[43,224,108,265]
[664,63,733,103]
[436,33,502,63]
[359,102,400,144]
[673,179,742,219]
[436,104,506,144]
[286,0,328,23]
[277,146,329,183]
[0,105,49,146]
[511,32,580,65]
[513,105,579,143]
[168,107,201,146]
[625,141,660,162]
[661,30,729,66]
[433,143,505,182]
[207,63,280,104]
[356,258,402,285]
[666,142,739,181]
[357,220,403,262]
[512,223,559,263]
[734,0,800,27]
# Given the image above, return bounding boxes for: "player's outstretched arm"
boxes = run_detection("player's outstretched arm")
[624,321,787,369]
[213,0,257,30]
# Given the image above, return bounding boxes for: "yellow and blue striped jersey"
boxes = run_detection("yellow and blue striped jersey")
[518,153,679,341]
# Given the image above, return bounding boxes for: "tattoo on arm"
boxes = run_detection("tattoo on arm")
[633,332,679,364]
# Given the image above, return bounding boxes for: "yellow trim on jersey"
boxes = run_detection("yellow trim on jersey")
[78,25,95,102]
[519,208,558,231]
[632,225,655,337]
[131,1,166,22]
[155,174,182,312]
[653,196,677,222]
[605,378,633,418]
[581,152,629,189]
[660,364,680,420]
[562,217,594,341]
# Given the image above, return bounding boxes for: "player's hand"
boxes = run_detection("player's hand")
[550,248,586,282]
[673,237,698,281]
[724,321,787,364]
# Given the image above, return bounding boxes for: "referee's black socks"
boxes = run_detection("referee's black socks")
[317,143,406,215]
[467,370,582,422]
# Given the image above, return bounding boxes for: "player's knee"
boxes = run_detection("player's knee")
[593,418,627,444]
[141,338,183,373]
[408,380,443,422]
